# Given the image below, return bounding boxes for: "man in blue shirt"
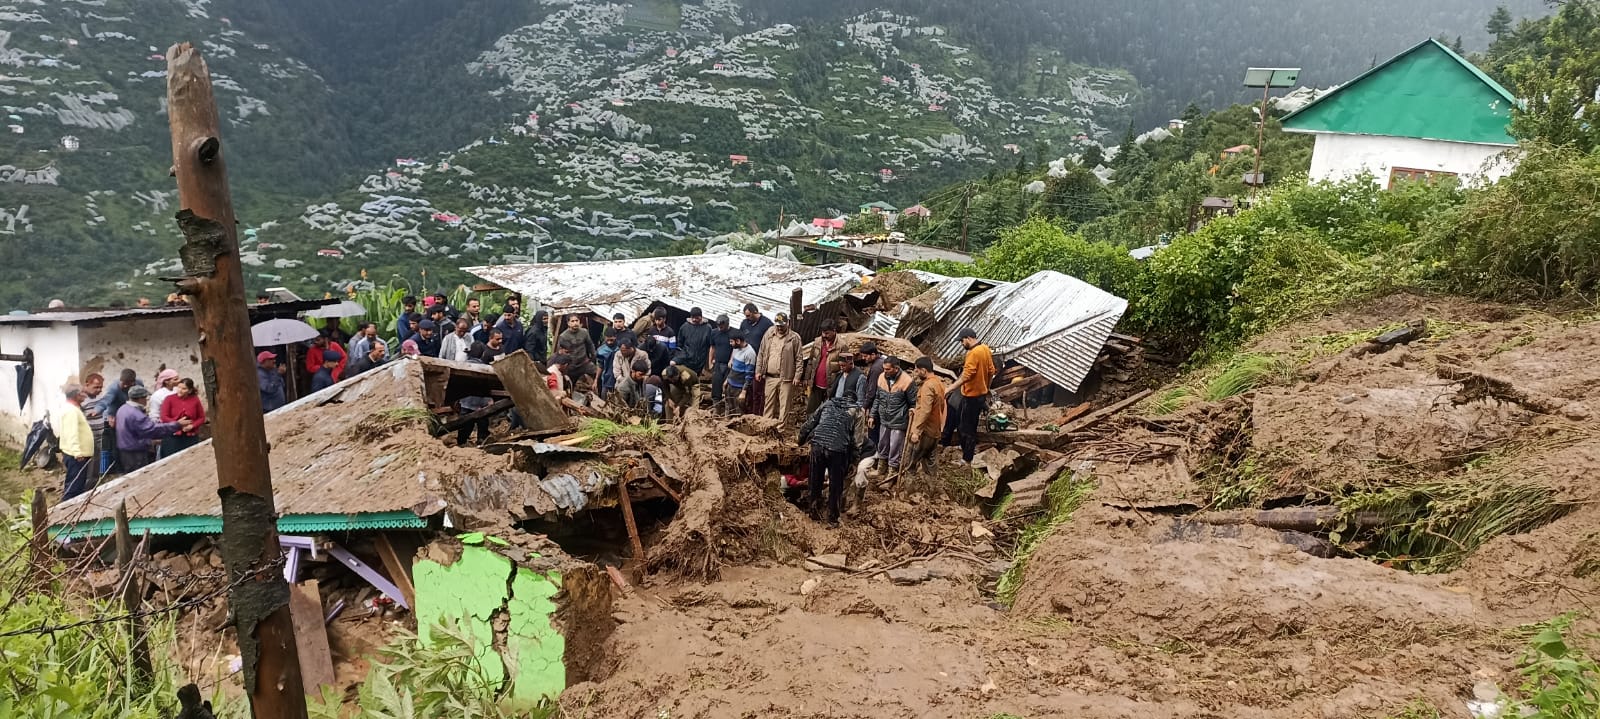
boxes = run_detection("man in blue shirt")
[395,295,419,344]
[257,351,287,413]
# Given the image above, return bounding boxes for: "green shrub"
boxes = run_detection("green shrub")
[1515,615,1600,718]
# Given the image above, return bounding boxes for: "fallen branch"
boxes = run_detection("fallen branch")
[1436,365,1573,416]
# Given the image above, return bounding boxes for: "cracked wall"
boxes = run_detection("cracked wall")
[413,536,566,708]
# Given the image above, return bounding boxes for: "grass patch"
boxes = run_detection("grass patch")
[352,407,437,442]
[995,469,1096,606]
[1337,479,1571,573]
[1145,386,1195,415]
[1202,454,1269,510]
[990,494,1015,521]
[574,418,663,447]
[1201,353,1291,401]
[1384,700,1443,719]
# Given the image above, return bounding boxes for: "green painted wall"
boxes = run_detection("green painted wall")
[413,536,566,708]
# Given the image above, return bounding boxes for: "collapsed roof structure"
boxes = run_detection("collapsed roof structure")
[463,250,860,322]
[866,270,1128,393]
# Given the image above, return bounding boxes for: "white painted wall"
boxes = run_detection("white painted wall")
[0,323,82,446]
[0,316,207,446]
[1305,133,1518,188]
[78,316,206,392]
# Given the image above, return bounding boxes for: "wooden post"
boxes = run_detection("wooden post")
[114,501,153,686]
[29,491,48,587]
[164,43,307,719]
[371,535,416,610]
[616,478,646,576]
[287,580,335,696]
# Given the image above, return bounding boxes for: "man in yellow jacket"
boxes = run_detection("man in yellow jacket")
[58,384,95,500]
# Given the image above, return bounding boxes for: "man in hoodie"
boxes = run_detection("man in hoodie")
[116,386,189,472]
[258,351,287,413]
[870,357,915,478]
[675,307,713,375]
[310,349,341,392]
[526,309,550,363]
[556,313,596,382]
[799,392,860,527]
[414,319,442,358]
[708,314,734,407]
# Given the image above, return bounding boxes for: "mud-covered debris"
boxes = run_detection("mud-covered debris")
[888,567,931,585]
[805,554,849,572]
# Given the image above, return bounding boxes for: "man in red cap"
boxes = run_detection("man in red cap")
[257,350,287,413]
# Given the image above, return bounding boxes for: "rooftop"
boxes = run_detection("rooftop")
[1282,38,1519,146]
[774,235,973,269]
[0,299,335,327]
[463,250,860,321]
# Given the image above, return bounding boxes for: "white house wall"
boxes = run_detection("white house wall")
[1307,133,1516,188]
[0,324,82,446]
[76,317,206,392]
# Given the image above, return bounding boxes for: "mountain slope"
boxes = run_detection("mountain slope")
[231,1,1140,295]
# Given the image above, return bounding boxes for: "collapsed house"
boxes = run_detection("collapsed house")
[866,269,1135,403]
[46,355,673,706]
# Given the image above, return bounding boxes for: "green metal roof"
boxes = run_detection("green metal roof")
[1282,39,1518,146]
[859,201,898,211]
[51,510,427,540]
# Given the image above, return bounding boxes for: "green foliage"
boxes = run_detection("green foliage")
[1200,354,1290,401]
[843,212,887,235]
[1424,142,1600,300]
[975,219,1142,296]
[1515,615,1600,718]
[1336,479,1569,572]
[995,469,1095,606]
[1499,1,1600,150]
[0,495,210,719]
[574,418,663,447]
[309,623,553,719]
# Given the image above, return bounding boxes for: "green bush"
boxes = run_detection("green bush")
[1426,143,1600,301]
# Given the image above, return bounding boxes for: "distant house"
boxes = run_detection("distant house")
[1282,39,1519,189]
[859,201,898,214]
[901,204,933,219]
[316,248,345,258]
[1168,119,1187,131]
[729,154,749,165]
[1221,144,1254,158]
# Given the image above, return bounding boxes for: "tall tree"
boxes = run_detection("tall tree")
[1506,0,1600,150]
[1487,5,1515,39]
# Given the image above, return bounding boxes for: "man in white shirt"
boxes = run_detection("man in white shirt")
[440,318,474,363]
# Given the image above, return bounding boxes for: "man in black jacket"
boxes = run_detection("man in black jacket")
[676,306,713,375]
[799,392,860,527]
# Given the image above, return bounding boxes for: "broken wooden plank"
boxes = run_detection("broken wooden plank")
[1056,402,1092,426]
[493,350,574,433]
[617,481,646,572]
[372,534,416,610]
[436,397,515,435]
[1061,389,1154,434]
[288,580,336,695]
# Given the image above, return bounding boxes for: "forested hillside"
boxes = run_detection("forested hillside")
[0,0,1555,306]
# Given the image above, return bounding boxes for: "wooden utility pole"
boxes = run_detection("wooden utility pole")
[164,43,308,719]
[958,183,973,252]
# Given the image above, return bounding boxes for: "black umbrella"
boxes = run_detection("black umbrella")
[13,348,32,411]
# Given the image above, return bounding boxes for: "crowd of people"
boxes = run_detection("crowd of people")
[53,290,1003,532]
[56,367,207,501]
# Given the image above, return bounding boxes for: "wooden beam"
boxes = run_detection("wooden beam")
[616,481,646,576]
[165,42,307,717]
[493,350,573,433]
[371,534,416,610]
[287,580,336,696]
[1060,389,1154,434]
[436,398,514,435]
[114,501,153,686]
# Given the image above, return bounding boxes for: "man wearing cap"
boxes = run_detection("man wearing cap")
[740,303,773,355]
[857,340,886,431]
[708,315,734,407]
[115,385,190,472]
[723,329,756,416]
[676,307,713,376]
[414,319,442,358]
[258,351,287,413]
[954,328,998,464]
[801,320,841,419]
[756,312,802,424]
[57,384,95,500]
[310,348,342,392]
[798,391,861,527]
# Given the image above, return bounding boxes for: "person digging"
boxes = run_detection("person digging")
[798,390,861,528]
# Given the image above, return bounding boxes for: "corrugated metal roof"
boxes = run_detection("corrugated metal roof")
[1281,39,1518,146]
[463,251,860,321]
[49,357,560,536]
[865,275,1006,340]
[0,299,336,326]
[924,271,1127,392]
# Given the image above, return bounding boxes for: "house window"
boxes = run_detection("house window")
[1389,167,1458,187]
